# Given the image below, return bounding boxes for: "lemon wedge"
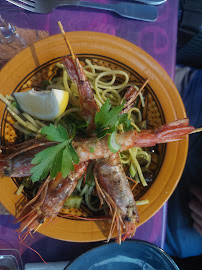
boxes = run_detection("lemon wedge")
[14,89,69,121]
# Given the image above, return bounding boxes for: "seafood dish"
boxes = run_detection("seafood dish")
[0,28,197,243]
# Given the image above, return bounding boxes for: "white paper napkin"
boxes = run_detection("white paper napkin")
[25,261,70,270]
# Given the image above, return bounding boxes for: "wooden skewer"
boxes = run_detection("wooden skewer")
[129,78,149,100]
[57,21,76,64]
[126,176,138,191]
[132,78,149,103]
[139,78,149,93]
[190,127,202,134]
[131,181,138,191]
[126,176,137,184]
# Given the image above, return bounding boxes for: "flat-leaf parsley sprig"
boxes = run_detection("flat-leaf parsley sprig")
[94,99,131,153]
[30,124,79,182]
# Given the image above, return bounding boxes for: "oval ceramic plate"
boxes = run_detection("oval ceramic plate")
[67,240,179,270]
[0,32,187,242]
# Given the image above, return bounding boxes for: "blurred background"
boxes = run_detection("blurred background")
[166,1,202,269]
[176,0,202,68]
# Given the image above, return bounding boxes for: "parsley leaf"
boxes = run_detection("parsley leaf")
[30,142,67,182]
[41,124,69,142]
[94,98,130,137]
[95,99,125,130]
[94,99,132,153]
[30,124,79,182]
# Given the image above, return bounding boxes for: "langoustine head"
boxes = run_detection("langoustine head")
[16,162,88,240]
[94,153,139,244]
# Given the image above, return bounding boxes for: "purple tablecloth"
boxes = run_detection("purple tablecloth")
[0,0,178,265]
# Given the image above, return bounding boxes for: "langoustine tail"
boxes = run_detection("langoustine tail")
[62,56,79,85]
[62,55,99,130]
[130,118,195,148]
[155,118,194,143]
[59,25,99,130]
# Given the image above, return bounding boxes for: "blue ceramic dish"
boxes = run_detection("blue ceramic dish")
[67,240,180,270]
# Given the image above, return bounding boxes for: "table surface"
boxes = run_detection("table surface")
[0,0,178,266]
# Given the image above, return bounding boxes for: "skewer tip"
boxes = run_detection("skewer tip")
[57,21,63,31]
[58,21,66,37]
[190,127,202,134]
[57,21,76,62]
